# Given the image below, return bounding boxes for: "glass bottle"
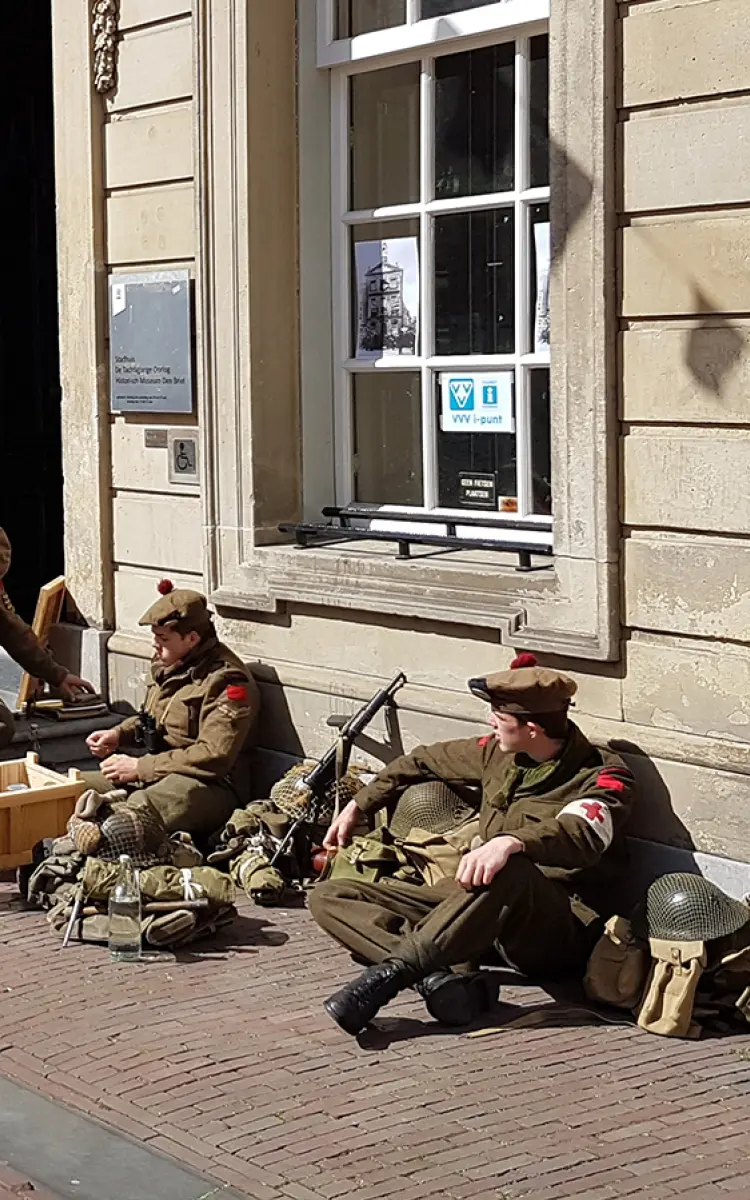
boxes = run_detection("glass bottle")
[108,854,142,962]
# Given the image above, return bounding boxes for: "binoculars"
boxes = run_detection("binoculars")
[135,709,164,754]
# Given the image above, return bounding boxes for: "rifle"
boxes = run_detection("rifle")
[269,671,407,870]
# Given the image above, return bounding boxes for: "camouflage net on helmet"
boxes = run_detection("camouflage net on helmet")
[269,761,368,825]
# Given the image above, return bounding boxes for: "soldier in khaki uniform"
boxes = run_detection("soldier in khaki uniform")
[82,582,260,838]
[0,527,94,749]
[309,654,636,1035]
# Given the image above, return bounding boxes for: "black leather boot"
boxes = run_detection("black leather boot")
[324,959,413,1035]
[416,970,499,1027]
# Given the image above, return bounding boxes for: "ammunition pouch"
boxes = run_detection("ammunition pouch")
[398,818,481,888]
[325,828,408,885]
[635,937,707,1040]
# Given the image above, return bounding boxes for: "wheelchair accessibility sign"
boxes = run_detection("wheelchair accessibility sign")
[440,372,514,433]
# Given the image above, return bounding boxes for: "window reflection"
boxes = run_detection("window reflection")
[353,374,423,505]
[435,43,514,198]
[435,209,515,356]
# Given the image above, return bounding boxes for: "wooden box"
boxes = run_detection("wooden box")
[0,753,86,869]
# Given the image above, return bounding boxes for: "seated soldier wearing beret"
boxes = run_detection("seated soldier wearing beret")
[82,581,260,838]
[0,526,94,749]
[309,654,636,1036]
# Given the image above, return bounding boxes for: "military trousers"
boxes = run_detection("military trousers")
[80,770,237,839]
[0,697,14,750]
[308,854,600,979]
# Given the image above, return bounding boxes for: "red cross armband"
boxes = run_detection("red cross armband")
[558,798,614,848]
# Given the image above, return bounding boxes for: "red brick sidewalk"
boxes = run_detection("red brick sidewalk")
[1,882,749,1200]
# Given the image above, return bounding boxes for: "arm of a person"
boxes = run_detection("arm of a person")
[510,762,636,870]
[116,712,142,748]
[355,736,489,817]
[0,602,67,687]
[135,674,259,783]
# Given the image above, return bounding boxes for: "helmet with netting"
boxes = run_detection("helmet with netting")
[388,782,477,840]
[636,872,750,943]
[269,761,367,825]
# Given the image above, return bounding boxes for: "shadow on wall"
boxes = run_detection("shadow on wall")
[684,285,745,398]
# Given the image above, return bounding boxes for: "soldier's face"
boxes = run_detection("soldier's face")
[152,626,201,666]
[488,711,534,753]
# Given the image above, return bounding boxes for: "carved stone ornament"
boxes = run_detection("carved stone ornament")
[92,0,119,94]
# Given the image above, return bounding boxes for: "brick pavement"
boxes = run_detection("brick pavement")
[1,882,749,1200]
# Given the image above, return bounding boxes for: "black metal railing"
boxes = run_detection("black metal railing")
[279,506,553,572]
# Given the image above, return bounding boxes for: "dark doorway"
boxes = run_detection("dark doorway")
[0,2,63,621]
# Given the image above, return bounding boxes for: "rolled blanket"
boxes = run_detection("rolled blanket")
[80,859,236,907]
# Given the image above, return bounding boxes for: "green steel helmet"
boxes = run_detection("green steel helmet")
[639,873,750,942]
[389,782,477,840]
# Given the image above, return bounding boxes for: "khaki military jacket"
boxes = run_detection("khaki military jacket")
[118,636,260,790]
[0,527,67,687]
[355,723,635,904]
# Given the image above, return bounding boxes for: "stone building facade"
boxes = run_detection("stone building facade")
[51,0,750,874]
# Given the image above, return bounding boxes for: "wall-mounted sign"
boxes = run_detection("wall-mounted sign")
[109,270,193,413]
[439,372,514,434]
[167,431,200,485]
[458,472,497,509]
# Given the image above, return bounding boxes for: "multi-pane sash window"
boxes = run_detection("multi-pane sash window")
[328,3,551,539]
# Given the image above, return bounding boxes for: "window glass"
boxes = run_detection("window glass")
[422,0,497,16]
[435,209,515,356]
[351,220,420,359]
[435,43,514,198]
[351,65,420,209]
[530,35,549,189]
[353,373,423,505]
[336,0,405,38]
[529,368,552,515]
[436,377,517,510]
[529,202,550,354]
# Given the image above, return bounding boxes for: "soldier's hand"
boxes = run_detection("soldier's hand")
[87,728,121,759]
[323,799,361,849]
[455,835,524,890]
[100,754,140,785]
[59,673,96,702]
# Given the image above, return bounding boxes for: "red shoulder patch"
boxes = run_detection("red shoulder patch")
[478,734,492,748]
[596,771,627,793]
[226,684,248,703]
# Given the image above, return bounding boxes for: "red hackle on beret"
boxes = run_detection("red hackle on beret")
[510,652,538,670]
[157,579,175,596]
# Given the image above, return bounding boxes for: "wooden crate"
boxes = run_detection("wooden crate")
[0,753,86,869]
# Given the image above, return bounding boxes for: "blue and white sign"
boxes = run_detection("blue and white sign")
[439,372,514,434]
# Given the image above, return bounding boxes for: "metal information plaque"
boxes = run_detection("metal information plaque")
[109,270,193,413]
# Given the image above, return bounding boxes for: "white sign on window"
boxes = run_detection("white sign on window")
[439,372,514,434]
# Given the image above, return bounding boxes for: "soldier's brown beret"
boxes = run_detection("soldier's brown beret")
[0,528,10,581]
[468,653,577,715]
[139,580,214,636]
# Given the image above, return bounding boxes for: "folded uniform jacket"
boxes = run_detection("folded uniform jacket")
[27,853,85,906]
[80,859,236,907]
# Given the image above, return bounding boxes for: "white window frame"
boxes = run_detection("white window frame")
[326,3,552,545]
[318,0,550,68]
